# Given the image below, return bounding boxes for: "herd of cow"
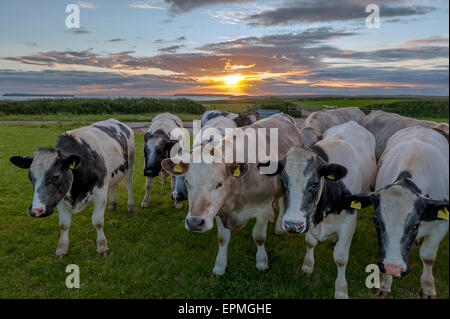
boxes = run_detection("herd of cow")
[9,107,449,299]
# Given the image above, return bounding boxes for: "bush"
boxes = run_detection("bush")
[252,97,296,114]
[363,99,449,118]
[0,98,205,115]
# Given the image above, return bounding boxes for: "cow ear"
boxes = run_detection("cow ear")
[10,156,33,169]
[161,158,189,176]
[227,163,249,178]
[62,154,81,170]
[339,193,375,211]
[421,199,449,221]
[144,132,152,141]
[257,158,285,176]
[319,163,347,181]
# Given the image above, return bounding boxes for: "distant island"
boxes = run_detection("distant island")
[3,93,75,97]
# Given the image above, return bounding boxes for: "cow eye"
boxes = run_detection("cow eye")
[51,173,61,184]
[216,181,223,189]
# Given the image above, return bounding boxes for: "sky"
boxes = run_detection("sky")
[0,0,448,96]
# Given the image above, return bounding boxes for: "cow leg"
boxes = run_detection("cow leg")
[55,204,72,259]
[140,177,154,208]
[419,226,447,299]
[108,185,117,211]
[275,197,285,235]
[213,216,231,276]
[160,171,168,193]
[92,191,109,255]
[302,231,317,276]
[253,214,269,271]
[375,273,393,298]
[333,213,356,299]
[126,158,135,213]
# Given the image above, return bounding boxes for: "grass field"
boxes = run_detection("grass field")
[0,113,200,122]
[0,122,448,299]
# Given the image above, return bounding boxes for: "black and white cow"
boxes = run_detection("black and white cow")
[10,119,135,257]
[342,126,449,298]
[141,112,187,209]
[268,121,377,298]
[199,110,258,127]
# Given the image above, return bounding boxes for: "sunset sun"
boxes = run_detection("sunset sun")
[223,74,244,86]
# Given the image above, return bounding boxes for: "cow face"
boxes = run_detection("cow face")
[343,185,449,278]
[172,175,188,202]
[10,148,81,218]
[143,132,177,177]
[161,149,249,232]
[279,146,347,234]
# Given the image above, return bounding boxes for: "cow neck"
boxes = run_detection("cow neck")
[310,145,352,226]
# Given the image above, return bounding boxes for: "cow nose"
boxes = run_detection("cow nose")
[30,207,45,217]
[186,217,205,231]
[384,264,404,278]
[283,219,307,234]
[176,193,186,201]
[171,192,177,200]
[144,168,158,177]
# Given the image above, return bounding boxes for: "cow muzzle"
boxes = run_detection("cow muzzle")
[185,216,210,232]
[283,218,308,234]
[384,264,405,278]
[29,205,54,218]
[171,192,187,202]
[144,168,159,177]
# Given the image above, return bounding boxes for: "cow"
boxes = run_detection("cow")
[301,107,365,147]
[199,110,258,127]
[141,112,187,209]
[171,116,238,204]
[161,113,302,275]
[268,121,377,298]
[342,126,449,298]
[361,110,449,160]
[9,119,135,258]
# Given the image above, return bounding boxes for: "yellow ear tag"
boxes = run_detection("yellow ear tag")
[350,201,362,210]
[173,163,183,173]
[233,166,241,177]
[327,175,335,180]
[69,161,76,169]
[438,207,449,220]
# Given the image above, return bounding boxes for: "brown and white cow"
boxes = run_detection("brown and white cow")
[10,119,135,257]
[301,107,365,147]
[361,110,449,160]
[268,121,377,298]
[343,126,449,298]
[161,113,302,275]
[141,112,186,209]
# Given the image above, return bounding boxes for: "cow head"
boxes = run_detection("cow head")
[171,175,188,202]
[264,145,347,234]
[10,148,81,218]
[341,175,449,278]
[161,147,249,232]
[143,131,178,177]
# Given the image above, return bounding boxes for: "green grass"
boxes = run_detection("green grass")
[0,123,448,298]
[0,113,200,122]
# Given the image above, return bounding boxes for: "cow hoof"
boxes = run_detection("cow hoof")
[140,201,150,209]
[374,289,390,298]
[256,262,269,271]
[99,250,110,256]
[334,293,349,299]
[54,253,68,260]
[274,228,284,236]
[420,290,437,299]
[174,202,183,209]
[414,239,422,246]
[108,202,117,211]
[301,265,314,276]
[128,204,135,214]
[212,267,226,276]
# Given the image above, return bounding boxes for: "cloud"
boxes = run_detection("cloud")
[75,1,96,9]
[176,36,186,41]
[206,9,248,24]
[158,45,186,53]
[66,27,90,35]
[164,0,256,13]
[246,0,435,26]
[106,38,128,43]
[130,1,167,10]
